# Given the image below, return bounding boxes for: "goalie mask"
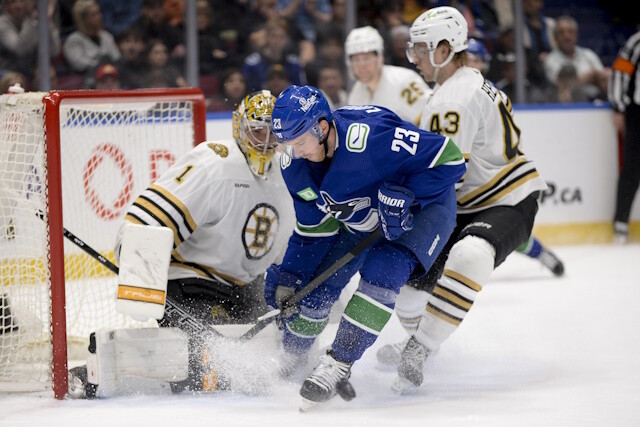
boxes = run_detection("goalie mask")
[233,90,278,178]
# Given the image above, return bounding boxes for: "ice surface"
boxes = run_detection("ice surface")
[1,243,639,426]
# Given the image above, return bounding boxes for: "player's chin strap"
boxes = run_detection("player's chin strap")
[428,49,455,87]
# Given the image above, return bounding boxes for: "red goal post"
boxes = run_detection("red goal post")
[0,88,206,399]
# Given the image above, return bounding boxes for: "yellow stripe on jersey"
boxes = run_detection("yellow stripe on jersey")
[149,183,197,232]
[133,196,183,248]
[457,157,526,206]
[124,213,144,225]
[468,170,540,209]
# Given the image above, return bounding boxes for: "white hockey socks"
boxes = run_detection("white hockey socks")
[414,235,495,351]
[395,285,431,334]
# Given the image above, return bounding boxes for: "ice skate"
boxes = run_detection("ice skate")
[67,365,97,399]
[299,350,354,411]
[392,336,430,394]
[275,346,308,379]
[614,221,628,245]
[376,337,409,366]
[538,247,565,276]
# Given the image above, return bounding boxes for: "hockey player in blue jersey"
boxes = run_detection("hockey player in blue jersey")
[265,84,465,410]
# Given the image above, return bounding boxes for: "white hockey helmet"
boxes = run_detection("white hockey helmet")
[407,6,468,67]
[345,26,384,77]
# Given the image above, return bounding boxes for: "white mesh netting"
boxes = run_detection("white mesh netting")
[0,91,199,391]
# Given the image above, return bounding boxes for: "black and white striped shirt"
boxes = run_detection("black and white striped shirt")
[608,31,640,113]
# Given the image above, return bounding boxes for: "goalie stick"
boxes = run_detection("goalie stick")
[239,227,383,341]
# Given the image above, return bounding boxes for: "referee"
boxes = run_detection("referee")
[609,30,640,243]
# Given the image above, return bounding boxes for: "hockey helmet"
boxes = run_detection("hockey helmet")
[272,85,332,144]
[407,6,468,67]
[466,38,491,73]
[345,26,385,76]
[233,90,278,178]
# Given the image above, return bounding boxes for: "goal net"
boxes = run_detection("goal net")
[0,88,206,398]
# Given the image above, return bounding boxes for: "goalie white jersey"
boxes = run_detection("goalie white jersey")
[116,141,295,286]
[347,65,430,124]
[420,66,547,213]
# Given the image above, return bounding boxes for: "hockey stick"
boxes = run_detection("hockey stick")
[61,227,229,339]
[238,227,383,342]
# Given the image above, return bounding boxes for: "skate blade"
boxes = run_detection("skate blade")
[391,376,414,395]
[299,396,323,412]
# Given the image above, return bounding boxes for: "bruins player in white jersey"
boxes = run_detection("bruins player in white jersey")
[385,7,549,391]
[346,26,430,125]
[69,91,295,397]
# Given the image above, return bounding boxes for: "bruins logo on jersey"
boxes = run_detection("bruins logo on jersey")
[242,203,279,260]
[207,143,229,158]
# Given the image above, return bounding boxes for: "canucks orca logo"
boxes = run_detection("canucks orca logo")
[319,191,370,221]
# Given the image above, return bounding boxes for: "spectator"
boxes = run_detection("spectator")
[163,0,183,28]
[494,51,554,104]
[30,62,58,90]
[543,15,609,102]
[264,63,291,96]
[608,30,640,244]
[142,38,185,88]
[62,0,120,78]
[196,0,235,76]
[93,63,120,90]
[207,67,248,112]
[0,0,61,78]
[96,0,142,39]
[132,0,184,61]
[554,63,591,103]
[387,25,414,69]
[378,0,406,57]
[317,63,347,110]
[304,24,345,87]
[276,0,332,43]
[242,18,305,92]
[0,70,27,93]
[238,0,281,54]
[522,0,555,89]
[114,25,147,89]
[329,0,345,28]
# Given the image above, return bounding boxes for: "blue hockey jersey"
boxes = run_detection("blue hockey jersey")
[278,105,465,278]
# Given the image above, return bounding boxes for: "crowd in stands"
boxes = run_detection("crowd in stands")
[0,0,634,111]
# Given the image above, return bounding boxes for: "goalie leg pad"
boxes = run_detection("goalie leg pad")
[414,235,495,351]
[87,327,189,397]
[116,223,174,321]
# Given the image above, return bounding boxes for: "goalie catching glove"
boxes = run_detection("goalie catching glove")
[378,182,415,241]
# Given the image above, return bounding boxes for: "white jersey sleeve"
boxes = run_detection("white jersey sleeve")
[420,66,547,213]
[348,65,431,125]
[117,141,295,286]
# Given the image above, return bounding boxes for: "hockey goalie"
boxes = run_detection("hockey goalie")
[69,90,295,398]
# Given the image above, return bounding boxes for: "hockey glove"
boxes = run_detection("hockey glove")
[378,182,415,241]
[264,264,304,322]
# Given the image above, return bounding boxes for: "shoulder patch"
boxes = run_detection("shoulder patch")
[297,187,318,201]
[345,123,370,153]
[207,143,229,157]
